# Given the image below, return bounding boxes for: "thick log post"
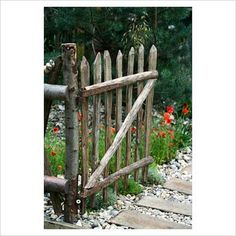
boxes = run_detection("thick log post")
[62,43,79,223]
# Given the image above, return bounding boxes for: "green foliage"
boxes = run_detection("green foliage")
[86,187,117,210]
[44,123,65,176]
[147,164,165,185]
[44,7,192,104]
[117,178,143,195]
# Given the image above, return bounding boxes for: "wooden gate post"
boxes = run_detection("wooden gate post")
[62,43,79,223]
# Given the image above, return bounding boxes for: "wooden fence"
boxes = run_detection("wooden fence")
[44,43,158,223]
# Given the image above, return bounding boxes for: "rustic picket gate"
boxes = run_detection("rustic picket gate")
[44,43,158,223]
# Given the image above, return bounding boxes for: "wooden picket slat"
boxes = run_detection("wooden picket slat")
[114,50,123,193]
[134,44,144,181]
[124,47,135,190]
[103,50,112,202]
[90,52,102,208]
[80,56,90,214]
[143,45,157,183]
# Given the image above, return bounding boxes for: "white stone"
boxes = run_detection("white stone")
[76,220,82,227]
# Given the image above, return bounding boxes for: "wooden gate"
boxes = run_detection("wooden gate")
[44,43,158,223]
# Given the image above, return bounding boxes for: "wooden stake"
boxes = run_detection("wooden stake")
[80,56,90,215]
[103,50,112,203]
[143,45,157,183]
[114,50,123,193]
[124,47,134,190]
[90,52,102,208]
[134,44,144,181]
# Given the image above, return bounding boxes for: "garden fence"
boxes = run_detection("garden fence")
[44,43,158,223]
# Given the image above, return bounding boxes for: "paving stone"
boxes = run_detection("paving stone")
[163,178,192,195]
[136,196,192,216]
[109,210,191,229]
[181,164,192,174]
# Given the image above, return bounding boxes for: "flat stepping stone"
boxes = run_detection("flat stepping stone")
[163,178,192,195]
[109,210,191,229]
[136,196,192,216]
[181,164,192,174]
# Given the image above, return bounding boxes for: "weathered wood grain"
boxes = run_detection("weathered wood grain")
[143,45,157,183]
[90,52,102,208]
[44,175,69,194]
[163,178,192,195]
[134,44,144,181]
[85,78,157,189]
[62,43,79,223]
[114,50,123,193]
[44,84,68,100]
[81,156,153,198]
[136,196,192,216]
[109,210,191,229]
[124,47,135,190]
[80,56,90,214]
[79,71,158,97]
[103,50,112,202]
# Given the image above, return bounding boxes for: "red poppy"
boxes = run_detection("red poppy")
[110,127,116,134]
[158,130,166,138]
[182,107,189,115]
[168,130,175,139]
[153,127,158,132]
[57,165,62,171]
[77,112,83,121]
[53,127,59,133]
[164,112,172,124]
[131,126,137,133]
[166,105,174,114]
[50,151,56,157]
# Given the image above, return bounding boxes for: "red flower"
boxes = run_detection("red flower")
[153,127,158,132]
[168,130,175,139]
[164,112,172,124]
[53,127,59,133]
[166,105,174,114]
[50,151,56,157]
[158,130,166,138]
[182,107,189,115]
[131,126,137,133]
[57,165,62,171]
[110,127,116,134]
[77,112,83,121]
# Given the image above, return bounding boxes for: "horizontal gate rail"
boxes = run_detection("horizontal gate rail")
[79,70,158,97]
[44,84,68,100]
[81,156,153,198]
[44,175,69,194]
